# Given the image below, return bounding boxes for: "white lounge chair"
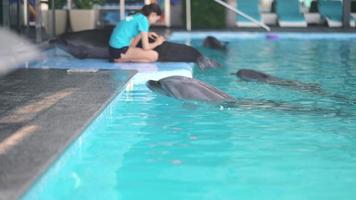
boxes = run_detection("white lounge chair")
[276,0,307,27]
[319,0,343,27]
[351,1,356,27]
[261,0,278,25]
[304,0,321,25]
[236,0,263,27]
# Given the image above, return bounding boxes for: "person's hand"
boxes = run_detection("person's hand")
[156,36,166,45]
[148,32,159,40]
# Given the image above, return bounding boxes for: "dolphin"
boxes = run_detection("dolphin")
[203,36,228,51]
[232,69,356,105]
[232,69,322,92]
[146,76,345,115]
[50,29,220,70]
[146,76,236,104]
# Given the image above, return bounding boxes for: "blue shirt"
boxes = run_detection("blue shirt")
[109,13,149,49]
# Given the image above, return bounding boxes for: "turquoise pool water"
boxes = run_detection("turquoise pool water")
[24,34,356,200]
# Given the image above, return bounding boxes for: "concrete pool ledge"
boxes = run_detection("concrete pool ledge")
[0,68,137,200]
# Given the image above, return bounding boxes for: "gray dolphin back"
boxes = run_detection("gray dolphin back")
[235,69,322,92]
[236,69,274,82]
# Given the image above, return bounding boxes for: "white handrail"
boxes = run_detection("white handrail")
[213,0,271,32]
[23,0,28,26]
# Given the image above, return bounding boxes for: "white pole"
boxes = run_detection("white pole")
[165,0,171,27]
[120,0,125,20]
[67,0,71,9]
[23,0,28,26]
[213,0,271,31]
[186,0,191,31]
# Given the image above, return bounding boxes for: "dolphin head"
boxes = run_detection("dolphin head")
[146,80,171,97]
[203,36,228,50]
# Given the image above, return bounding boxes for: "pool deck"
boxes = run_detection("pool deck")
[0,68,136,200]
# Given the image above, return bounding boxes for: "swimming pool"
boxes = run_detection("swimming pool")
[23,33,356,200]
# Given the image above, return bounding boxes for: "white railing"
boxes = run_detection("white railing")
[186,0,192,31]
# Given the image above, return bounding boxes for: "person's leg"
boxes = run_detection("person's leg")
[114,47,158,63]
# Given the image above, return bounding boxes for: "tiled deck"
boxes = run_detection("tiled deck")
[0,68,136,200]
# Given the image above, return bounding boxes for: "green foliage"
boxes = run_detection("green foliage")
[74,0,105,9]
[48,0,66,9]
[183,0,226,28]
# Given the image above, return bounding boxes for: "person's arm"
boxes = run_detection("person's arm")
[28,4,37,17]
[141,32,165,50]
[130,35,141,47]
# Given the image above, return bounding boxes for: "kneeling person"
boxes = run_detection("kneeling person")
[109,3,165,63]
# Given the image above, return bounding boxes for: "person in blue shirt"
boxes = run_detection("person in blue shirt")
[109,3,165,63]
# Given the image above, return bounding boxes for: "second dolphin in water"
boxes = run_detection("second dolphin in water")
[232,69,322,93]
[232,69,356,105]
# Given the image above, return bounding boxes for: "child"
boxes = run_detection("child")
[109,3,165,63]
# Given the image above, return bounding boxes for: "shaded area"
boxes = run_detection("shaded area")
[0,68,136,200]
